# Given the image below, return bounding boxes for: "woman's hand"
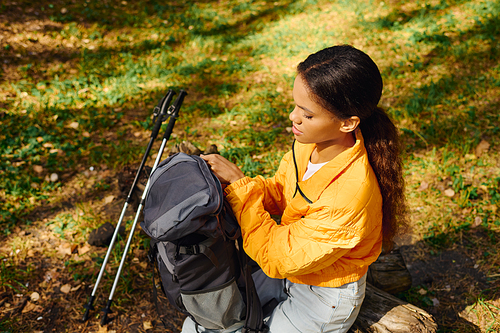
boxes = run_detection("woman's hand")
[200,154,245,184]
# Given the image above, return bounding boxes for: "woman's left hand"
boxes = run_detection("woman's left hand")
[200,154,245,184]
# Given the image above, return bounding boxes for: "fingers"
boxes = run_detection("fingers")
[200,154,245,184]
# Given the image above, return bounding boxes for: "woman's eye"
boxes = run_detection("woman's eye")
[304,114,313,119]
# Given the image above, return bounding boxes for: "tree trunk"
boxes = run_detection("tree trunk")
[350,283,438,333]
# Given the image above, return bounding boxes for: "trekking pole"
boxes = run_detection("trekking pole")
[100,90,187,325]
[82,89,176,322]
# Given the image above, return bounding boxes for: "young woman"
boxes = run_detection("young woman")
[188,45,407,333]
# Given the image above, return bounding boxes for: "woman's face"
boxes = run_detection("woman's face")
[289,75,347,148]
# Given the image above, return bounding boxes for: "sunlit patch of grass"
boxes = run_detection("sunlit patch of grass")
[462,294,500,332]
[1,0,500,330]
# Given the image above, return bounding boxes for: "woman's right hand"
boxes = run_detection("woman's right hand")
[200,154,245,184]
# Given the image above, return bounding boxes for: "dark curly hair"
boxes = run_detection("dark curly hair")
[297,45,408,251]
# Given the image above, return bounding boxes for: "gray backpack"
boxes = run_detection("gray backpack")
[141,153,267,332]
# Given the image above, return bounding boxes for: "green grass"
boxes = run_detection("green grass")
[1,0,499,331]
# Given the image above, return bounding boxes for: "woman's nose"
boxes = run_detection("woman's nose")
[289,107,300,123]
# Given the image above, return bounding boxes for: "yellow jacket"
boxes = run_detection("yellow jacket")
[225,131,383,287]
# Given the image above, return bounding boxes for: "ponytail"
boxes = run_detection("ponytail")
[359,108,408,251]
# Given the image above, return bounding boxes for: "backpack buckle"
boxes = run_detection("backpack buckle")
[179,244,200,255]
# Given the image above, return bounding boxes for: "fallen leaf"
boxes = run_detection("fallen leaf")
[60,284,71,294]
[418,288,427,295]
[417,181,429,191]
[78,244,91,255]
[70,284,82,292]
[475,140,490,157]
[472,216,482,228]
[22,301,36,313]
[97,325,108,333]
[104,195,114,204]
[143,321,153,330]
[57,243,72,256]
[44,269,59,282]
[33,165,43,173]
[444,188,455,197]
[68,122,79,129]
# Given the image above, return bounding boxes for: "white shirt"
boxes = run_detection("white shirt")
[302,160,328,181]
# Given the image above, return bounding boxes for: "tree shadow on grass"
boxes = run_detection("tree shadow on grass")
[397,226,499,332]
[0,0,304,83]
[372,3,500,152]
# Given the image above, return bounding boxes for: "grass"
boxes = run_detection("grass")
[0,0,499,332]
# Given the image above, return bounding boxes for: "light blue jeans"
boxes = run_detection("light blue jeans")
[182,270,366,333]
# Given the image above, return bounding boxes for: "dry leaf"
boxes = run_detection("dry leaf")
[22,301,36,313]
[33,165,43,173]
[57,243,72,256]
[444,188,455,197]
[104,195,115,204]
[44,269,59,282]
[60,284,71,294]
[475,140,490,157]
[78,244,91,255]
[70,284,82,292]
[143,321,153,330]
[472,216,482,228]
[97,325,108,333]
[418,181,429,191]
[68,122,79,129]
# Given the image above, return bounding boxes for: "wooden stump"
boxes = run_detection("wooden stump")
[367,248,412,295]
[350,283,438,333]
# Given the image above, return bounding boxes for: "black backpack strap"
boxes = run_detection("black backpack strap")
[176,238,220,267]
[237,237,269,333]
[147,243,171,329]
[292,140,312,204]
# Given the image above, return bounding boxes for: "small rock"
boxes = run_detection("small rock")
[50,173,58,182]
[444,188,455,197]
[30,292,40,301]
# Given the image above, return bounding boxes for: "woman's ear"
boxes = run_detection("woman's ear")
[340,116,360,133]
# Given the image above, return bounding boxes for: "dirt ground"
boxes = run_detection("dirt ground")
[1,1,498,332]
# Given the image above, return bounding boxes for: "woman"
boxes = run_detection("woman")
[189,45,407,333]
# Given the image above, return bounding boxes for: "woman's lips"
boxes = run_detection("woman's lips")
[292,125,303,135]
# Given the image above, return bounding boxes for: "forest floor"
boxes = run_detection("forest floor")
[1,0,499,332]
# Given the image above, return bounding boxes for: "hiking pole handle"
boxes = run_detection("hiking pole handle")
[162,90,187,140]
[151,89,175,139]
[126,89,175,204]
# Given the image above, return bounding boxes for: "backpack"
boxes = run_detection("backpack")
[141,152,267,332]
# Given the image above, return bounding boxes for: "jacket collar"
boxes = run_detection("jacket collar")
[293,130,366,202]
